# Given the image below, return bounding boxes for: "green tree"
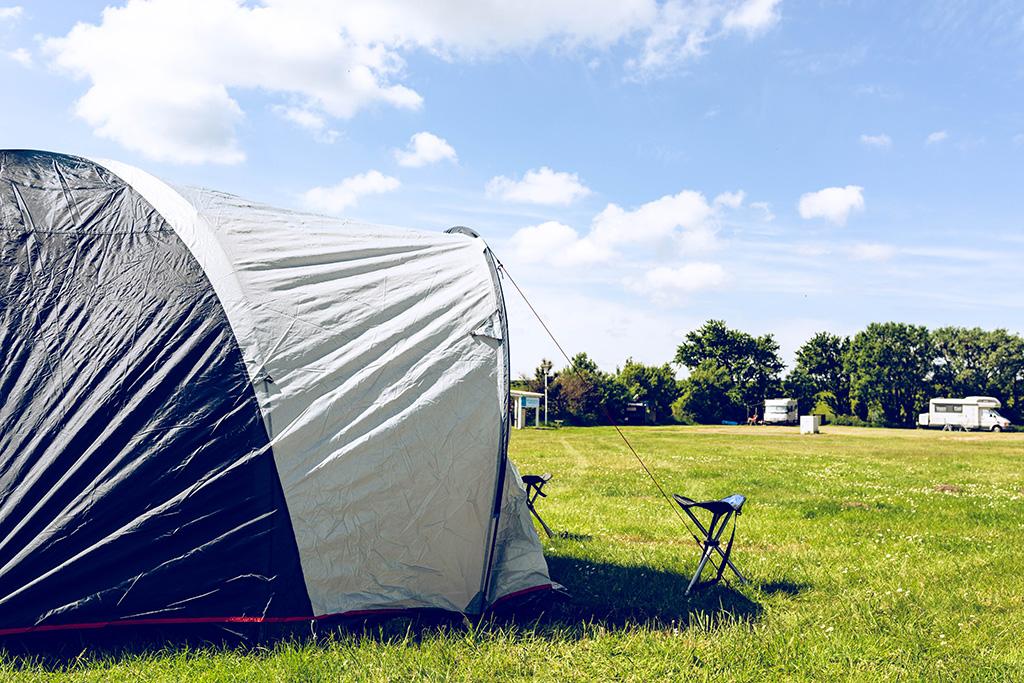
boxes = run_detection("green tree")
[932,327,1024,422]
[794,332,852,416]
[783,367,818,417]
[985,330,1024,422]
[617,358,680,423]
[569,352,599,374]
[552,353,628,425]
[674,320,784,417]
[671,361,741,424]
[845,322,934,427]
[743,335,786,411]
[931,327,990,396]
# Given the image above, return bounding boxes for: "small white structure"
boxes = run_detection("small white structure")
[800,415,821,434]
[764,398,799,425]
[511,390,543,429]
[918,397,1011,432]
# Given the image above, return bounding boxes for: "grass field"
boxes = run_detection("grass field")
[3,425,1022,681]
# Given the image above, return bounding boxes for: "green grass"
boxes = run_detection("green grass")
[3,426,1023,681]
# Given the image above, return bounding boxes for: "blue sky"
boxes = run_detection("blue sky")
[1,0,1022,376]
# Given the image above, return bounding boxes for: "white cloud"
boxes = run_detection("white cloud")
[633,0,781,74]
[44,0,423,164]
[509,220,610,266]
[713,190,745,208]
[273,106,339,143]
[849,243,896,262]
[750,201,775,221]
[723,0,782,36]
[302,170,400,214]
[859,133,892,149]
[43,0,780,163]
[795,244,829,257]
[590,189,716,250]
[326,0,656,55]
[625,262,726,300]
[487,167,591,205]
[0,6,22,21]
[848,243,987,264]
[338,0,758,79]
[6,47,30,66]
[631,2,721,72]
[394,131,457,167]
[1012,133,1024,146]
[510,221,580,262]
[508,185,738,268]
[798,185,865,226]
[926,130,949,145]
[853,84,901,99]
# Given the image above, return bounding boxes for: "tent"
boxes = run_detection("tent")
[0,150,553,637]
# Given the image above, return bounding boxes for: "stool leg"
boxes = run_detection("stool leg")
[525,490,555,537]
[712,515,747,584]
[680,507,749,592]
[714,518,732,583]
[724,559,747,583]
[687,544,715,595]
[711,549,747,584]
[533,510,555,538]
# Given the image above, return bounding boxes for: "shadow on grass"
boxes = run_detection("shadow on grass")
[0,556,799,669]
[756,580,808,597]
[491,555,764,631]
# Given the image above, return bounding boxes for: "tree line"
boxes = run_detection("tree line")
[513,320,1024,427]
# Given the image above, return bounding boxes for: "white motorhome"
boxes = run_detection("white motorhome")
[764,398,799,425]
[918,396,1011,432]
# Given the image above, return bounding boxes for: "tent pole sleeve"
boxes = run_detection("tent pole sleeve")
[446,227,510,614]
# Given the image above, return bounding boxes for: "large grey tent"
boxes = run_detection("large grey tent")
[0,150,553,636]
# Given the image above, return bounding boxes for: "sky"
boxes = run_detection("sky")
[1,0,1022,378]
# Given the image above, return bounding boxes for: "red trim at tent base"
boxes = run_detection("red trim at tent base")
[0,610,399,638]
[0,584,557,638]
[490,583,556,607]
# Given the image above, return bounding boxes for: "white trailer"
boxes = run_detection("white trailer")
[918,396,1011,432]
[764,398,798,425]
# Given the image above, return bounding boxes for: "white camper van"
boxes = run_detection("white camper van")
[918,397,1011,432]
[764,398,799,425]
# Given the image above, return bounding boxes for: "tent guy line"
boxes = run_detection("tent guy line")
[492,254,715,560]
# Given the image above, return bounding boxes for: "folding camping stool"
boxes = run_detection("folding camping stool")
[522,473,555,538]
[673,493,748,595]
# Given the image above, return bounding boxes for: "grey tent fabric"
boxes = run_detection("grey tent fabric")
[0,151,311,633]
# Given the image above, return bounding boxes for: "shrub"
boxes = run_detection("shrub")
[672,360,742,424]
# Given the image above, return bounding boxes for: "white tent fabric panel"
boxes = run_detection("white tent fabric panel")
[182,186,504,615]
[488,459,556,602]
[94,159,551,616]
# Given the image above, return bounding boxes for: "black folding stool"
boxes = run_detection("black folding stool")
[673,493,748,594]
[521,473,555,538]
